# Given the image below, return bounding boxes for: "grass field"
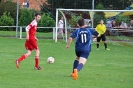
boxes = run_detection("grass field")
[0,37,133,88]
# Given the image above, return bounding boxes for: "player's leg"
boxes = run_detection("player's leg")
[73,57,87,80]
[96,36,101,50]
[57,28,62,39]
[34,49,40,68]
[71,51,80,77]
[57,28,60,39]
[15,50,32,68]
[71,57,79,77]
[73,51,90,80]
[102,34,110,50]
[34,47,43,70]
[18,50,31,63]
[34,49,42,70]
[73,57,79,72]
[77,57,87,71]
[29,39,42,70]
[60,28,64,39]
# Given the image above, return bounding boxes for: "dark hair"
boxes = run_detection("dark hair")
[35,13,41,17]
[78,18,85,26]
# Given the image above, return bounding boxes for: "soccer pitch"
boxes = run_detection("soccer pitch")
[0,37,133,88]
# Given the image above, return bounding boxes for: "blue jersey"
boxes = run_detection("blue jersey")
[70,28,98,51]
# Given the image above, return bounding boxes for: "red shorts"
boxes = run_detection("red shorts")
[25,39,38,51]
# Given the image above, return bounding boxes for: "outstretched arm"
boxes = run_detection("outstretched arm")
[66,37,73,49]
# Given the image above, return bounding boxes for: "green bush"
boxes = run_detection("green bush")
[0,12,14,31]
[38,13,55,32]
[19,8,32,27]
[94,14,106,26]
[30,9,41,18]
[94,3,106,27]
[95,3,104,10]
[68,15,82,27]
[115,15,131,26]
[0,1,17,24]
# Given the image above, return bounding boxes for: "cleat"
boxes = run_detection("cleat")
[70,73,74,77]
[97,48,99,50]
[73,69,78,80]
[34,66,43,70]
[106,48,110,50]
[15,60,20,69]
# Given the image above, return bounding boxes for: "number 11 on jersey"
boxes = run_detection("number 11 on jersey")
[81,34,87,43]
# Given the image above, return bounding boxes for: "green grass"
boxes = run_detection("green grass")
[0,37,133,88]
[0,31,53,38]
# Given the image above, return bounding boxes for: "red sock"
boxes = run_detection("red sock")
[18,54,27,63]
[35,56,39,68]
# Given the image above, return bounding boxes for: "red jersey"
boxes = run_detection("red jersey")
[25,20,38,51]
[26,20,37,39]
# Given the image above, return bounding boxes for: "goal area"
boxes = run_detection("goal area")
[55,9,133,45]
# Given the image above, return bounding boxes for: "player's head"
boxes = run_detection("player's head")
[77,18,85,27]
[35,13,41,22]
[100,20,104,24]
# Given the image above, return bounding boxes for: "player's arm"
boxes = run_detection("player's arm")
[25,25,31,40]
[66,29,77,49]
[97,34,101,37]
[95,25,99,32]
[103,25,106,33]
[35,36,38,41]
[90,28,100,37]
[66,37,72,49]
[26,31,29,40]
[92,34,100,38]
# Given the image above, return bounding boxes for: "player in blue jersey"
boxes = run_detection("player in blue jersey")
[66,18,100,80]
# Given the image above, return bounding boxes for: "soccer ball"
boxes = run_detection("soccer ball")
[47,57,54,64]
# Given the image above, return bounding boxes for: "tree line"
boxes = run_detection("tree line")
[0,0,132,30]
[0,0,55,32]
[46,0,133,16]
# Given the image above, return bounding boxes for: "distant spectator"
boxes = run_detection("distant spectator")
[120,21,128,29]
[130,20,133,28]
[106,21,112,28]
[106,21,112,35]
[112,20,118,28]
[57,17,64,39]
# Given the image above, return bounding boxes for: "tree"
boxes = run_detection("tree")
[46,0,92,16]
[68,15,82,27]
[38,13,55,32]
[0,1,17,24]
[95,0,132,10]
[0,12,14,30]
[115,15,131,25]
[94,3,106,26]
[19,8,32,26]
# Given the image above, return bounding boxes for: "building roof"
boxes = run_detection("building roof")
[13,0,49,10]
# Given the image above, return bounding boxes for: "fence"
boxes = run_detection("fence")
[0,26,56,40]
[0,26,133,43]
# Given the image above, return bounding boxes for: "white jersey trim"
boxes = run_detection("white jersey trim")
[25,20,37,31]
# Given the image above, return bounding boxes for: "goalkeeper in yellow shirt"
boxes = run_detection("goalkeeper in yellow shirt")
[95,20,110,50]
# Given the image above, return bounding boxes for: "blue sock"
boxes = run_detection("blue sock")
[77,63,83,72]
[73,60,79,73]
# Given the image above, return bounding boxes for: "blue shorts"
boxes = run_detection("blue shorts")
[75,50,90,59]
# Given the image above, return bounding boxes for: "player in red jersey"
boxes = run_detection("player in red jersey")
[15,13,42,70]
